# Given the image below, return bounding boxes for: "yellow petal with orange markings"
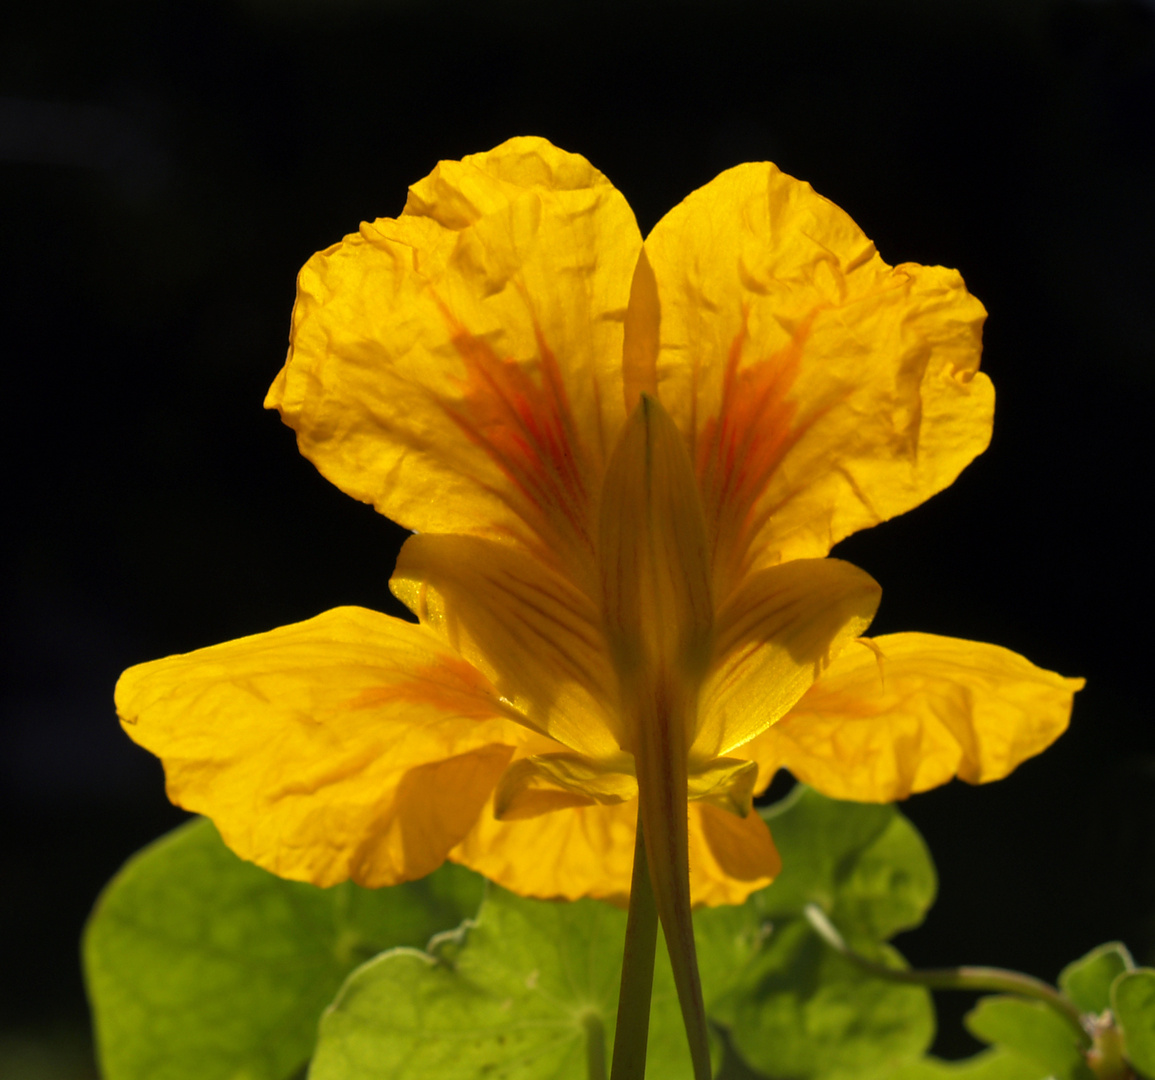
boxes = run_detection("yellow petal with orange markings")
[391,533,621,757]
[494,752,638,820]
[452,794,639,906]
[688,802,781,907]
[697,558,881,761]
[640,161,992,591]
[267,136,642,573]
[114,606,529,888]
[739,632,1083,801]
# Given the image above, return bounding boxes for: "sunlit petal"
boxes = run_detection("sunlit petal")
[391,532,621,757]
[688,802,781,907]
[267,137,642,574]
[740,633,1083,801]
[494,751,638,819]
[697,558,881,760]
[452,796,778,909]
[115,607,526,887]
[641,161,992,591]
[452,795,639,905]
[686,757,759,817]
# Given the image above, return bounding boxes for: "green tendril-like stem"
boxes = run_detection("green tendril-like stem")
[610,819,660,1080]
[803,903,1090,1043]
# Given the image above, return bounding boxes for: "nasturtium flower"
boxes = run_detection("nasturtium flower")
[116,137,1081,927]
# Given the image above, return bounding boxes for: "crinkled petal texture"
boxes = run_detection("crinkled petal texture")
[119,139,1084,918]
[114,607,531,888]
[267,137,643,578]
[739,633,1084,801]
[638,161,994,597]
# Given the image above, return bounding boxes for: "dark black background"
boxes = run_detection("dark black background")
[2,0,1154,1073]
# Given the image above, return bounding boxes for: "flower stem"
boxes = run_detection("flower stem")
[803,904,1090,1044]
[610,818,659,1080]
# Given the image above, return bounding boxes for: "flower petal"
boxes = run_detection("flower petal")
[452,795,639,905]
[451,797,777,908]
[687,757,760,817]
[688,802,781,907]
[697,557,881,760]
[641,161,993,588]
[391,533,620,758]
[494,752,638,820]
[114,607,527,887]
[267,136,642,573]
[740,633,1084,801]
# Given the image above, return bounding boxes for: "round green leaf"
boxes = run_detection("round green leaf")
[964,996,1093,1080]
[756,785,937,943]
[84,818,483,1080]
[1112,969,1155,1078]
[1058,943,1134,1015]
[888,1047,1052,1079]
[309,885,707,1080]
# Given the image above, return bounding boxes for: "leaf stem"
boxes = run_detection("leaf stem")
[803,903,1089,1043]
[610,817,659,1080]
[583,1010,608,1080]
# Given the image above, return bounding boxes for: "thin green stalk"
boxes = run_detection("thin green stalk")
[803,904,1090,1044]
[610,818,660,1080]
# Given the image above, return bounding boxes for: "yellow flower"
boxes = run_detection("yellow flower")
[116,136,1081,919]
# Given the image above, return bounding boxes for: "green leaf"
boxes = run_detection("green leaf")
[694,786,937,1079]
[964,996,1094,1080]
[309,884,704,1080]
[1058,943,1134,1015]
[888,1047,1052,1079]
[753,784,937,943]
[1112,968,1155,1078]
[84,818,483,1080]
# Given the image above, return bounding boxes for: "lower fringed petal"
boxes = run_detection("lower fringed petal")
[454,794,780,909]
[740,632,1084,802]
[451,795,638,906]
[115,606,528,888]
[688,802,780,907]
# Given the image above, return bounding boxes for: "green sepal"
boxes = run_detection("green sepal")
[1111,968,1155,1078]
[964,996,1095,1080]
[83,818,483,1080]
[1058,943,1134,1015]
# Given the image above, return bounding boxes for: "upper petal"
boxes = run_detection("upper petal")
[115,607,529,887]
[640,161,992,593]
[739,632,1084,801]
[267,137,643,574]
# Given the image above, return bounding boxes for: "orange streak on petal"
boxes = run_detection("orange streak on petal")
[698,311,811,587]
[435,306,595,569]
[347,655,515,722]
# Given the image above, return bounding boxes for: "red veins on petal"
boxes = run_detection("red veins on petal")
[348,655,510,720]
[696,311,813,590]
[441,318,595,569]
